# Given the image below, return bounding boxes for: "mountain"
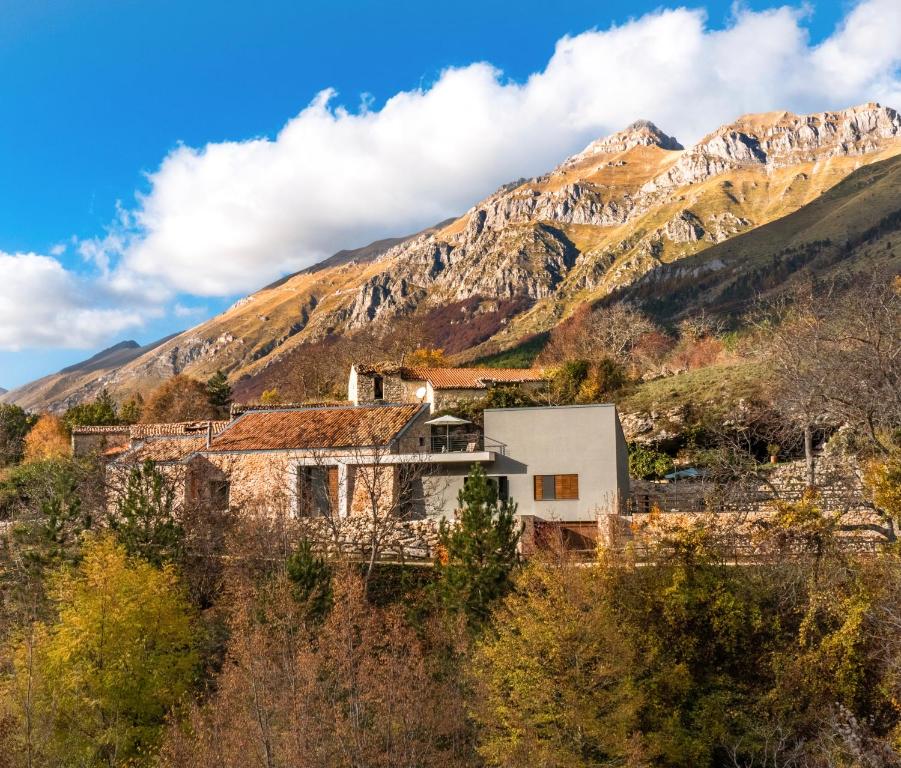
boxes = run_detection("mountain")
[0,387,6,397]
[2,335,178,412]
[6,102,901,411]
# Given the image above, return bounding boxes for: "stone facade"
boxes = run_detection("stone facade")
[71,427,130,457]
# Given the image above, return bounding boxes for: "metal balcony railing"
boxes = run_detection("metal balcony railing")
[429,433,506,455]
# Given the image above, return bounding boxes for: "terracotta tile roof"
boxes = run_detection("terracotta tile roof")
[208,403,424,452]
[353,362,547,390]
[230,402,351,418]
[72,421,228,437]
[130,421,228,438]
[71,425,130,435]
[120,435,209,463]
[406,367,547,390]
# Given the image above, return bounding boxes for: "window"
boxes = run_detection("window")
[488,476,509,502]
[208,480,230,510]
[298,466,338,517]
[373,374,384,400]
[533,474,579,500]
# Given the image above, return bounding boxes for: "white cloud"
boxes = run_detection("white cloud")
[105,0,901,297]
[4,0,901,352]
[0,252,145,350]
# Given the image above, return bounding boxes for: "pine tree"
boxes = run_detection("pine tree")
[62,388,119,431]
[206,370,232,418]
[286,538,333,621]
[111,459,183,566]
[436,464,520,627]
[120,393,144,424]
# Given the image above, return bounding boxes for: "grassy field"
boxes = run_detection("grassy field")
[619,359,767,415]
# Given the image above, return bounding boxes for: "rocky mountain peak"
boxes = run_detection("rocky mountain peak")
[643,102,901,192]
[567,120,683,164]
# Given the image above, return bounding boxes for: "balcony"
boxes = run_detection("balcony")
[429,432,506,455]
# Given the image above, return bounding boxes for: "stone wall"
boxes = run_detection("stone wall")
[72,429,130,458]
[295,516,441,561]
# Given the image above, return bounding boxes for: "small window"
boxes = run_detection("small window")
[488,476,509,503]
[533,474,578,500]
[373,375,384,400]
[209,480,230,510]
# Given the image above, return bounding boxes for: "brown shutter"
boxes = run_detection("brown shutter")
[534,475,543,500]
[327,466,339,511]
[555,474,579,500]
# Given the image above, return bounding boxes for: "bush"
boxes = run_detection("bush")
[628,442,675,480]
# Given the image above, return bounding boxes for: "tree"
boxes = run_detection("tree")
[550,359,590,404]
[22,415,69,463]
[141,375,217,423]
[759,278,901,489]
[110,459,183,566]
[285,538,332,621]
[541,302,656,366]
[206,370,232,418]
[0,403,33,466]
[435,464,520,626]
[470,562,636,767]
[628,442,675,480]
[62,389,119,432]
[406,347,449,367]
[575,357,629,403]
[159,571,473,768]
[119,394,143,425]
[4,536,198,767]
[259,388,281,406]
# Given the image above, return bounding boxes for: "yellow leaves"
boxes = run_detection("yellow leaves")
[6,536,198,767]
[863,453,901,523]
[405,347,448,367]
[23,413,69,463]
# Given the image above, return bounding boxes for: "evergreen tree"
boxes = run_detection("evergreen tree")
[119,393,144,424]
[111,460,183,566]
[0,402,33,466]
[436,464,520,627]
[206,370,232,418]
[286,538,333,621]
[62,388,119,431]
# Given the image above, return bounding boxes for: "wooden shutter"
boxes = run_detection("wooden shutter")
[555,474,579,500]
[534,475,543,500]
[327,466,339,511]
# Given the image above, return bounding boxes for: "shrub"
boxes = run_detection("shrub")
[628,443,675,480]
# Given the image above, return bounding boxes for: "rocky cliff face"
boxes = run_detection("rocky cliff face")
[645,103,901,191]
[7,103,901,411]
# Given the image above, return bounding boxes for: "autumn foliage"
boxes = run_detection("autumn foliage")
[23,414,69,463]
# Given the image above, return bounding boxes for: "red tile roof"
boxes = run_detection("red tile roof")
[71,425,130,435]
[406,367,547,390]
[118,435,208,463]
[208,404,424,452]
[72,421,228,438]
[230,402,351,418]
[131,421,228,438]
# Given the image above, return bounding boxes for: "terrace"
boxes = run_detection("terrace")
[425,415,506,455]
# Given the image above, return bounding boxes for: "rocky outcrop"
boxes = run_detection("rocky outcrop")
[645,103,901,191]
[341,223,578,328]
[566,119,683,162]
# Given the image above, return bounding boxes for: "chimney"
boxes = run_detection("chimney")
[206,422,213,449]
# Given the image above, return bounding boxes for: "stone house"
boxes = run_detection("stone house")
[348,363,548,412]
[92,399,629,557]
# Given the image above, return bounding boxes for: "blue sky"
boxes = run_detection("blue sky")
[0,0,897,391]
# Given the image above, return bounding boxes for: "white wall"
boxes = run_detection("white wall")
[484,404,628,522]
